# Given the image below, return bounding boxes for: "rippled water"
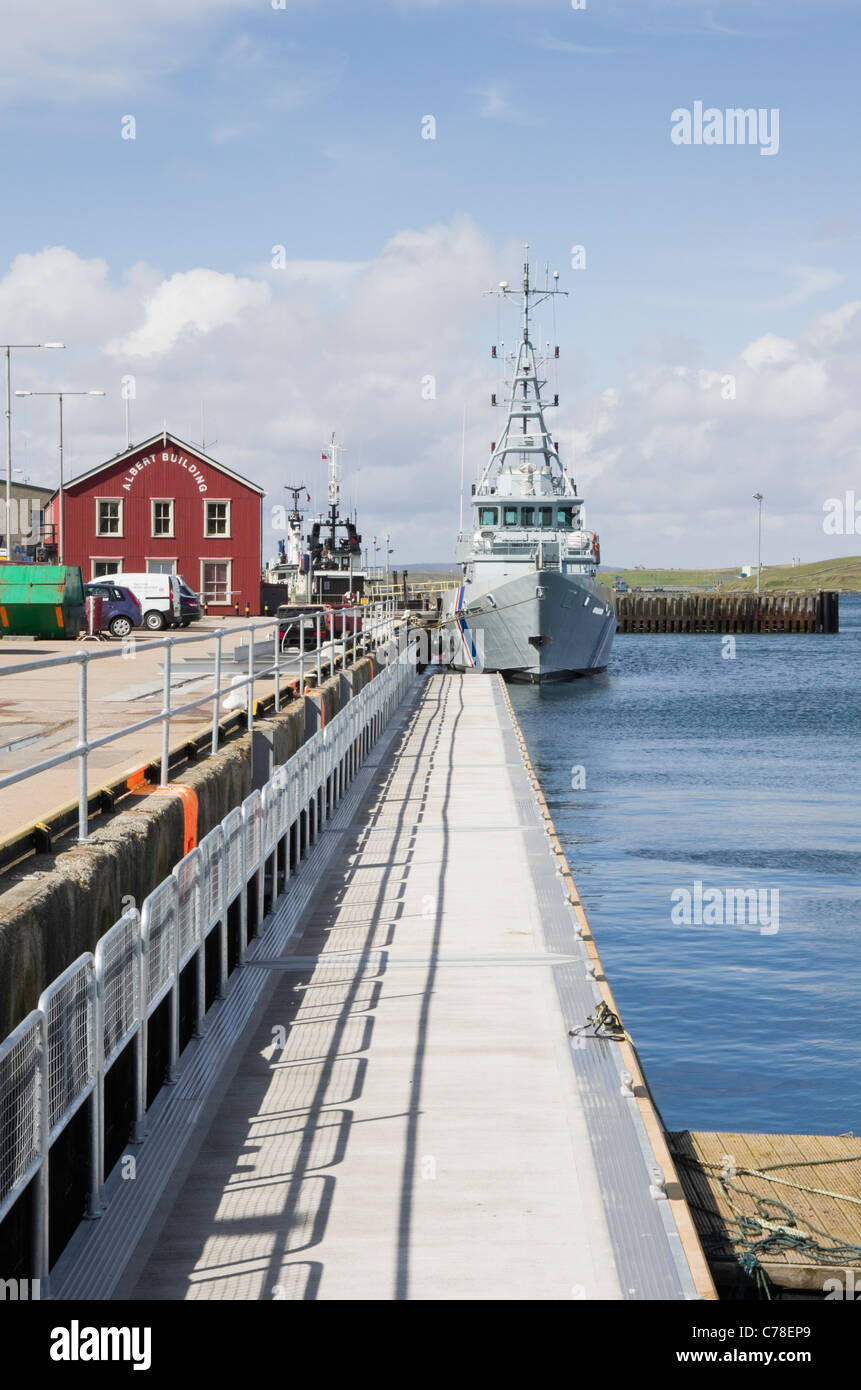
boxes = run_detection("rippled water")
[508,594,861,1134]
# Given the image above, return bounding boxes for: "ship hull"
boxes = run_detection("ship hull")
[442,568,616,682]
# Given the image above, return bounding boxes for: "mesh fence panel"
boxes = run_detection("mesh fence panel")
[243,793,261,876]
[0,1013,42,1211]
[262,783,280,855]
[44,960,95,1135]
[175,850,202,966]
[99,911,141,1072]
[201,825,224,931]
[224,809,243,902]
[143,879,177,1010]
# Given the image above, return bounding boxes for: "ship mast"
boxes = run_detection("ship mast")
[478,244,570,496]
[325,431,344,546]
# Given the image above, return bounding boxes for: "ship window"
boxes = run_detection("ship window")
[503,507,519,526]
[556,507,573,526]
[479,507,497,526]
[521,507,535,525]
[539,507,553,527]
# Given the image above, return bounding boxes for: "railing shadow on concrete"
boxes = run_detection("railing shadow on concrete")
[0,639,417,1293]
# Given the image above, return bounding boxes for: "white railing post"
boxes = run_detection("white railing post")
[273,622,280,713]
[33,1010,49,1289]
[78,654,89,842]
[299,616,305,692]
[160,640,171,787]
[316,614,322,686]
[247,626,254,732]
[211,629,222,756]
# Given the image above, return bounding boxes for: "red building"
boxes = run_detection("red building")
[44,432,265,612]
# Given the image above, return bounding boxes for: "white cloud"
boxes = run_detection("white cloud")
[0,0,257,101]
[767,264,846,309]
[6,220,861,568]
[741,333,796,369]
[111,269,271,357]
[475,84,538,125]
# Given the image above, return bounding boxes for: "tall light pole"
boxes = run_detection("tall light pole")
[753,492,763,595]
[372,534,380,577]
[16,389,105,564]
[3,343,65,558]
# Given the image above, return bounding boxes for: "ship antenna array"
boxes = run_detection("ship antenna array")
[485,242,568,347]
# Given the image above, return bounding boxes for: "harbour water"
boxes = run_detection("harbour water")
[509,594,861,1134]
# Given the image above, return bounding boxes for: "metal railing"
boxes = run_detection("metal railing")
[0,601,398,842]
[0,638,417,1290]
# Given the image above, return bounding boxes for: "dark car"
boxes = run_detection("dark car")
[178,580,202,627]
[83,582,143,638]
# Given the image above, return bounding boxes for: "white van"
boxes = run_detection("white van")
[114,572,182,630]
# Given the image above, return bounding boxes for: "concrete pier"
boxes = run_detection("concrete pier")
[48,672,713,1301]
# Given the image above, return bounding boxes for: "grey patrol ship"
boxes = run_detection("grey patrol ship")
[442,248,616,682]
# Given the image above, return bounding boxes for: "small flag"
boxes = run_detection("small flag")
[321,452,328,460]
[306,492,311,501]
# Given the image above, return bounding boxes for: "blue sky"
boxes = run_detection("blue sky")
[2,0,861,566]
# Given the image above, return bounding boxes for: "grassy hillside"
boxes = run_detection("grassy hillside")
[605,556,861,592]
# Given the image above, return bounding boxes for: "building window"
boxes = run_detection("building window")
[201,560,231,606]
[151,499,174,537]
[92,559,121,578]
[96,499,123,536]
[205,500,230,538]
[146,559,177,575]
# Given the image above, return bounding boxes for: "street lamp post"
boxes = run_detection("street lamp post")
[3,343,65,558]
[385,533,392,580]
[753,492,763,596]
[16,390,105,563]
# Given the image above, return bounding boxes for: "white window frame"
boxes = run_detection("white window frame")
[145,558,178,575]
[91,557,121,579]
[204,498,231,539]
[95,497,123,538]
[151,498,175,539]
[200,558,232,607]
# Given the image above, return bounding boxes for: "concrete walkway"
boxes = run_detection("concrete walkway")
[117,673,695,1301]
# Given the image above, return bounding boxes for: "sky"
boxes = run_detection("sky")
[2,0,861,567]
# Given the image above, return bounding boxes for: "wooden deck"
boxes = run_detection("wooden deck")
[669,1131,861,1293]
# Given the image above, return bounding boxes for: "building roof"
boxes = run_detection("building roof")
[53,431,267,499]
[10,481,54,499]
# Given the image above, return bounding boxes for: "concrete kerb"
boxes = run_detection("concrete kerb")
[0,656,380,1037]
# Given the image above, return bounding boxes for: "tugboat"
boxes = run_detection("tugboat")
[442,247,616,682]
[265,434,367,646]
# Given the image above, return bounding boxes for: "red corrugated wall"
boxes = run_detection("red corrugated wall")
[44,439,264,612]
